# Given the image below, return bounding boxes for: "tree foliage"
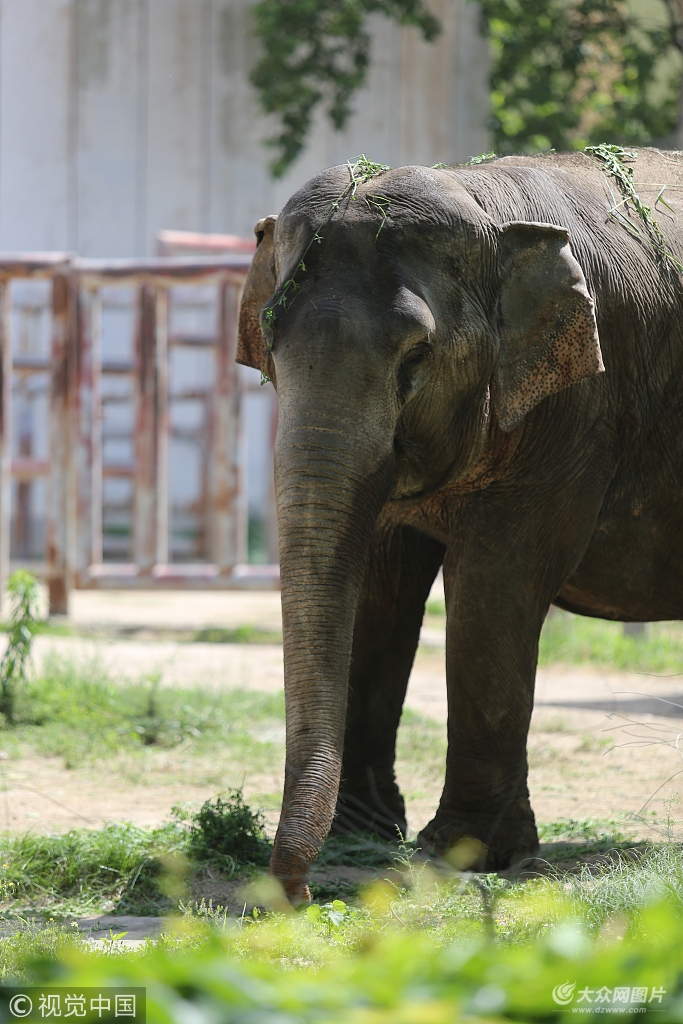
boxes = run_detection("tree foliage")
[250,0,683,176]
[250,0,440,177]
[478,0,683,154]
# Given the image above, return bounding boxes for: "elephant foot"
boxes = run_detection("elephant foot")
[417,802,539,871]
[332,776,407,842]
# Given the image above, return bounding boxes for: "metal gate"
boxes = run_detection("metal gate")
[0,251,278,617]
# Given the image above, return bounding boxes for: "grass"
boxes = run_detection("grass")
[4,600,683,1007]
[192,626,282,644]
[0,821,179,916]
[5,654,285,770]
[4,895,683,1022]
[539,611,683,672]
[425,599,683,673]
[0,822,681,979]
[0,794,275,917]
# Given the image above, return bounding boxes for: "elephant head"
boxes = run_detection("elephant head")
[238,164,603,902]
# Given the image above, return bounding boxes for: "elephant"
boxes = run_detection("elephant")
[237,149,683,903]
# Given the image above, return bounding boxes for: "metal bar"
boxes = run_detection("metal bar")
[155,289,169,565]
[156,229,255,256]
[12,459,50,480]
[82,562,279,588]
[75,257,250,289]
[90,292,103,565]
[133,285,158,573]
[207,281,243,573]
[101,362,135,374]
[266,389,280,564]
[46,273,71,614]
[73,286,96,585]
[0,281,11,616]
[0,253,73,278]
[169,336,216,348]
[12,359,51,372]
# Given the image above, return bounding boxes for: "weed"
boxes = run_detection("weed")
[176,792,272,875]
[0,919,85,980]
[0,821,181,915]
[305,899,360,936]
[179,897,230,930]
[308,877,361,903]
[467,151,497,164]
[0,571,40,726]
[577,733,614,753]
[538,817,630,845]
[585,144,683,274]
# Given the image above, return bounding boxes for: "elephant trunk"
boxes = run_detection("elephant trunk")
[271,404,393,901]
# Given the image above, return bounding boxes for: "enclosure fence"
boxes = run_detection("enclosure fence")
[0,251,278,617]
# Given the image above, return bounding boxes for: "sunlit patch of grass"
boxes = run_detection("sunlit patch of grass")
[539,610,683,672]
[193,626,282,645]
[396,708,446,784]
[8,655,285,770]
[0,794,274,918]
[425,598,445,618]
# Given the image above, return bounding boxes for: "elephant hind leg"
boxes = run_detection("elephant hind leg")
[333,524,445,841]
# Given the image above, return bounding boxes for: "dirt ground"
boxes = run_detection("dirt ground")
[2,584,683,841]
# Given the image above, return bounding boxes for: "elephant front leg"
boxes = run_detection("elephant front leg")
[333,524,444,840]
[416,487,597,870]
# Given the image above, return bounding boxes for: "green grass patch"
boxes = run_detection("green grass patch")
[0,821,180,916]
[424,601,683,672]
[3,849,683,1017]
[425,598,445,617]
[539,610,683,672]
[193,626,282,644]
[0,794,275,917]
[6,655,284,769]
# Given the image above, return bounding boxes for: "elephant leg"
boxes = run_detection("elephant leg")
[333,524,445,840]
[418,478,606,870]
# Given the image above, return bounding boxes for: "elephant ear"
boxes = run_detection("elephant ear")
[492,221,604,432]
[237,215,277,370]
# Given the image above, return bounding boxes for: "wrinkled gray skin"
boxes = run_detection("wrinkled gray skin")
[237,150,683,903]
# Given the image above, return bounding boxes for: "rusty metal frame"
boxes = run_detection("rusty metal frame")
[0,252,278,617]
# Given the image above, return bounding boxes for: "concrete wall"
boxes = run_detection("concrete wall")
[0,0,490,255]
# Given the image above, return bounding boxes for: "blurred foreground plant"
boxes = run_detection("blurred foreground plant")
[0,570,39,725]
[7,895,683,1020]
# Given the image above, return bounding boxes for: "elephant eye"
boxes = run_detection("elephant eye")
[398,342,431,393]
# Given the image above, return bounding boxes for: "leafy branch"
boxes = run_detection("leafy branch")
[476,0,681,155]
[260,155,391,384]
[250,0,440,177]
[585,144,683,275]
